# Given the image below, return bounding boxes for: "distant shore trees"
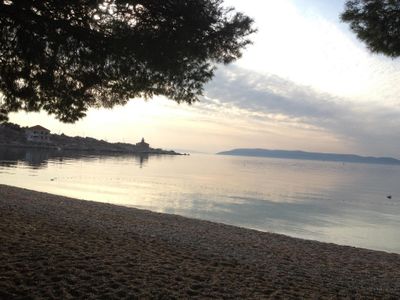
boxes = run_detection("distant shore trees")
[0,0,255,123]
[341,0,400,58]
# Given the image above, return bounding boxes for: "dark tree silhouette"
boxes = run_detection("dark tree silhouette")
[341,0,400,58]
[0,0,254,122]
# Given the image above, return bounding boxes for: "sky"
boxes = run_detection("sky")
[9,0,400,157]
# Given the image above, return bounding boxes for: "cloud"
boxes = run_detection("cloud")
[227,0,400,105]
[202,65,400,157]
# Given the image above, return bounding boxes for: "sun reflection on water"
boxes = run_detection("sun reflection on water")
[1,147,400,253]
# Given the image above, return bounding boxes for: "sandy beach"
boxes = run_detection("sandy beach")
[1,184,400,299]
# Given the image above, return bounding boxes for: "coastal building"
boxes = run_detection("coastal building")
[136,138,150,152]
[25,125,51,143]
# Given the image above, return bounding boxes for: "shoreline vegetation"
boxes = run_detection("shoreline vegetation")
[1,185,400,298]
[0,122,183,155]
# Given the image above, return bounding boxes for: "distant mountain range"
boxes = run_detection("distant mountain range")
[217,148,400,165]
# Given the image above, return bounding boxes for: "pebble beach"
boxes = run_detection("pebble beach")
[1,184,400,299]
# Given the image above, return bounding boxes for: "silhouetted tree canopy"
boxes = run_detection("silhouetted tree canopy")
[341,0,400,57]
[0,0,254,122]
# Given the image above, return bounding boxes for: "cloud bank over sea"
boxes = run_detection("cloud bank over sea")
[203,65,400,157]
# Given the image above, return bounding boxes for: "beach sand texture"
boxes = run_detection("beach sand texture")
[1,184,400,299]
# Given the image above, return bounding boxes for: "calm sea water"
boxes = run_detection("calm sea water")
[1,147,400,253]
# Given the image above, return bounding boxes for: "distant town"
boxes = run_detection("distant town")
[0,122,182,155]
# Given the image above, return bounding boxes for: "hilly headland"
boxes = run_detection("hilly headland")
[218,148,400,165]
[0,122,181,155]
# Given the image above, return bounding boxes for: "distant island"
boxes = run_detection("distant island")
[0,122,182,155]
[217,148,400,165]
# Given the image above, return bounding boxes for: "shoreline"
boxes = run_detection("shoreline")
[0,143,184,155]
[1,184,400,298]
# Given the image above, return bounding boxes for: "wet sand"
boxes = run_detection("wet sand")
[1,184,400,299]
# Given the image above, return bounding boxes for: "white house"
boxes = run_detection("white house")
[25,125,51,143]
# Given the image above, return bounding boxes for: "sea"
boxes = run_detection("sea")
[1,146,400,254]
